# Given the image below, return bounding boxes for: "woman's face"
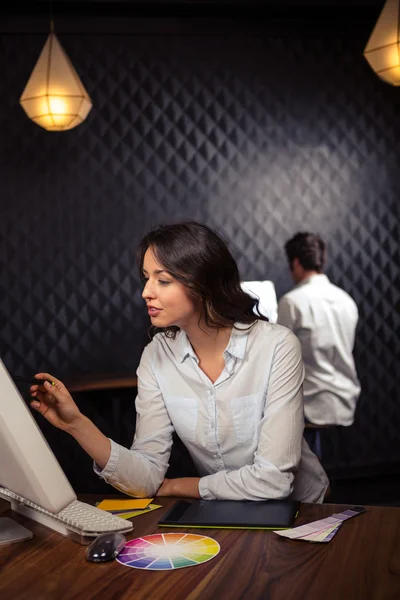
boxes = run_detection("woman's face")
[142,247,200,330]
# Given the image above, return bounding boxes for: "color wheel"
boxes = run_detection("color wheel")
[116,533,220,570]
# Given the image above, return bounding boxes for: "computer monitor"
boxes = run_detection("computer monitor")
[0,358,76,514]
[241,280,278,323]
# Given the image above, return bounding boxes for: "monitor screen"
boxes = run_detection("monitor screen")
[0,359,76,513]
[241,280,278,323]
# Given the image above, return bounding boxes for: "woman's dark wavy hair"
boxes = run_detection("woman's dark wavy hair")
[137,221,268,339]
[284,232,326,273]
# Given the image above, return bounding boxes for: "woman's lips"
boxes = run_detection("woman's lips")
[148,307,162,316]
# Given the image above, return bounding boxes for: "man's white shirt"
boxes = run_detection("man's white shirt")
[278,274,360,427]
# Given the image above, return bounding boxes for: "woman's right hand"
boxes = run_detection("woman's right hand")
[30,373,82,432]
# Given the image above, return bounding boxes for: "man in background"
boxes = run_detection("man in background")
[278,232,361,449]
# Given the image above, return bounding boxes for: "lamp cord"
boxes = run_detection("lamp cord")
[49,1,55,33]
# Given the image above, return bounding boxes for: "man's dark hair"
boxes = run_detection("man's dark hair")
[284,232,326,272]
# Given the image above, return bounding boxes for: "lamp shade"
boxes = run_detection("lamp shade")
[364,0,400,85]
[20,33,92,130]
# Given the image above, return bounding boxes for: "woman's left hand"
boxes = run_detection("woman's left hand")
[157,477,201,498]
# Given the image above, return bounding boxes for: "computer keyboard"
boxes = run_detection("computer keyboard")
[0,487,133,544]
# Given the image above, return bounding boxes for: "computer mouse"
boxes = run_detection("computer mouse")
[86,532,127,562]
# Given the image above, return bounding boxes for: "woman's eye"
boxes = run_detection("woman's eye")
[159,280,171,286]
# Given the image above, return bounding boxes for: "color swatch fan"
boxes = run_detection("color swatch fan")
[273,506,365,543]
[117,533,220,570]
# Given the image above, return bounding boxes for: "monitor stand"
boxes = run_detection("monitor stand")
[0,517,33,545]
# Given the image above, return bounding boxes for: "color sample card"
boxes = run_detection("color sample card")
[116,533,220,570]
[97,498,153,511]
[274,506,365,542]
[299,523,342,542]
[319,523,342,542]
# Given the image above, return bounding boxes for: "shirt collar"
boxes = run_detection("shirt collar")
[225,323,250,359]
[296,273,330,289]
[179,322,251,363]
[179,331,196,363]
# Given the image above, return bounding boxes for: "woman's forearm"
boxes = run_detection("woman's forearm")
[158,477,201,498]
[171,477,201,498]
[68,415,111,469]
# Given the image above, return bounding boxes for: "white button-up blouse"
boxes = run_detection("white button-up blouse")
[94,320,329,502]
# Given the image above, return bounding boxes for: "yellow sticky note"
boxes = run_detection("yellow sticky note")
[97,498,153,511]
[115,512,140,520]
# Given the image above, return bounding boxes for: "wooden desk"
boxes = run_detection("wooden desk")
[1,497,400,600]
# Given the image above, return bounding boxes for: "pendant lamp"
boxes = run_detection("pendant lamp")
[19,28,92,130]
[364,0,400,85]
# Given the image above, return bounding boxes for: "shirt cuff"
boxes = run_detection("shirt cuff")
[198,476,216,500]
[93,438,120,480]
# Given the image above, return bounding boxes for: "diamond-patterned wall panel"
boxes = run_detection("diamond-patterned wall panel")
[0,31,399,481]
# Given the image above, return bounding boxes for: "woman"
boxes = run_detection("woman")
[30,221,329,502]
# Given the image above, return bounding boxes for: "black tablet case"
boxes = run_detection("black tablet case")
[158,499,300,530]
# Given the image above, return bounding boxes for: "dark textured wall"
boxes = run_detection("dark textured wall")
[1,16,399,489]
